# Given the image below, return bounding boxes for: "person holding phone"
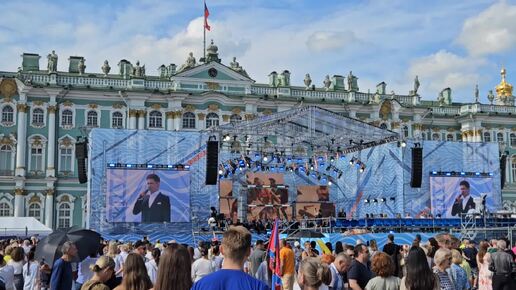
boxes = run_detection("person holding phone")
[132,174,171,223]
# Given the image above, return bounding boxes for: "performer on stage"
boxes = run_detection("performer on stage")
[451,180,475,217]
[132,174,171,223]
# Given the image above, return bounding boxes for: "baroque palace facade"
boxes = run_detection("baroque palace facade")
[0,41,515,229]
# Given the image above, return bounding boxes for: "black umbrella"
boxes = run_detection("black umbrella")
[287,229,325,238]
[35,226,101,267]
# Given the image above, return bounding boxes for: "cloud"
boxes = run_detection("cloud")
[407,50,487,97]
[458,1,516,56]
[306,31,361,52]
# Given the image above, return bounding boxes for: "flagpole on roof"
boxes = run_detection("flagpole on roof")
[203,0,206,62]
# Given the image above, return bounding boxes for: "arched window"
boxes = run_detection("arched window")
[497,132,504,143]
[510,133,516,147]
[112,111,124,128]
[58,203,72,228]
[32,108,45,126]
[446,134,454,141]
[230,114,242,124]
[28,135,46,174]
[0,201,11,216]
[58,137,74,174]
[432,133,440,141]
[61,109,73,127]
[1,105,14,124]
[483,132,491,142]
[148,111,163,128]
[402,126,409,138]
[182,112,196,129]
[28,203,42,221]
[0,145,13,176]
[379,123,387,130]
[206,113,219,128]
[86,111,98,127]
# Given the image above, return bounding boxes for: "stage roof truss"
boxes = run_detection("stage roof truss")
[211,106,399,156]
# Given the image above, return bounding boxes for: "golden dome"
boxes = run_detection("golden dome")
[496,67,513,97]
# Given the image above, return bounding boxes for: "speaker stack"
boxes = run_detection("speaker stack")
[205,141,219,185]
[410,147,423,188]
[75,140,88,184]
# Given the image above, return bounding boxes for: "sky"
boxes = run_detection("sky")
[1,0,516,103]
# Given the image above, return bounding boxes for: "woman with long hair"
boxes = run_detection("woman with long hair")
[22,251,38,290]
[153,245,192,290]
[477,241,492,290]
[7,247,25,290]
[334,241,344,255]
[400,246,439,290]
[368,240,379,258]
[365,252,400,290]
[114,253,152,290]
[145,248,160,285]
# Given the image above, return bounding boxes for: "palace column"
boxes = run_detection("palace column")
[197,113,206,130]
[137,110,145,130]
[46,105,57,177]
[45,188,54,228]
[14,188,25,217]
[166,111,174,130]
[173,111,182,130]
[15,103,28,176]
[128,110,137,129]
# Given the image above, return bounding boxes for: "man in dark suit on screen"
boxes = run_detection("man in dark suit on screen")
[132,173,171,223]
[451,180,476,217]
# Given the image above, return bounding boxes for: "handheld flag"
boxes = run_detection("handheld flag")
[267,219,282,290]
[316,239,331,255]
[204,1,211,31]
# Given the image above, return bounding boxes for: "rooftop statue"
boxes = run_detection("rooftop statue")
[323,75,331,91]
[47,50,58,73]
[101,60,111,76]
[78,58,86,75]
[474,84,479,103]
[487,90,495,105]
[132,61,145,78]
[229,57,248,76]
[178,52,196,72]
[304,74,312,90]
[413,75,420,95]
[347,71,358,91]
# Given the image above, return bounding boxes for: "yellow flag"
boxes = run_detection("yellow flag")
[316,239,331,255]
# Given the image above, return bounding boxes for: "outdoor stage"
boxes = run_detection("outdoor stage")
[86,106,502,243]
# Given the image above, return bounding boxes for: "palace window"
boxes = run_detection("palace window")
[432,133,440,141]
[57,203,72,228]
[148,111,163,128]
[28,203,42,222]
[86,111,98,127]
[483,132,491,142]
[446,134,454,141]
[1,105,14,125]
[0,201,11,216]
[402,126,409,138]
[32,108,45,126]
[0,145,14,176]
[182,112,196,129]
[497,132,504,143]
[112,111,124,128]
[59,147,73,173]
[61,109,73,127]
[230,114,242,124]
[206,113,219,128]
[510,133,516,147]
[30,147,44,172]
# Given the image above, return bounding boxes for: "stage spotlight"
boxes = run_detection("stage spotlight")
[218,169,224,175]
[310,165,314,170]
[373,199,378,203]
[460,172,466,176]
[349,159,354,165]
[263,156,268,162]
[475,172,480,176]
[489,172,493,176]
[445,172,451,176]
[364,199,369,203]
[108,163,115,167]
[317,156,324,162]
[359,165,365,173]
[328,180,332,185]
[126,164,133,168]
[329,156,335,162]
[432,171,437,175]
[379,198,385,202]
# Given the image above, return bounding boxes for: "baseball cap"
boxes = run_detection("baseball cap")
[294,241,300,247]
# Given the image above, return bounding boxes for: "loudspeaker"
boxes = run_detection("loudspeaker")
[205,141,219,185]
[410,147,423,188]
[500,155,507,189]
[75,141,88,184]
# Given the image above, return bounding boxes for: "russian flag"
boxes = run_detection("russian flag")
[267,219,282,290]
[204,1,211,31]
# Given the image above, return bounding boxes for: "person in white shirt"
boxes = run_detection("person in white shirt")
[191,247,214,282]
[115,244,130,277]
[22,251,38,290]
[74,252,98,290]
[210,246,223,271]
[145,248,160,284]
[329,253,352,290]
[193,241,204,261]
[7,247,24,290]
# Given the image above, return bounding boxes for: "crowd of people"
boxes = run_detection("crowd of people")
[1,230,516,290]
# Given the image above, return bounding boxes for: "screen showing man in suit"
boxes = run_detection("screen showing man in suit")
[106,168,191,223]
[430,176,494,218]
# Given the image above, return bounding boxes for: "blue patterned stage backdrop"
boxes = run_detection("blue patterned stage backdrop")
[430,176,494,218]
[106,169,191,223]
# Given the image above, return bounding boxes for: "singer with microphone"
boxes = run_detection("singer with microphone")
[132,173,171,223]
[451,180,475,216]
